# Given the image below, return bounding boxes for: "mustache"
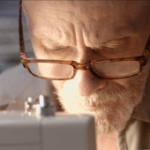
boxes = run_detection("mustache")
[55,80,132,107]
[77,81,129,106]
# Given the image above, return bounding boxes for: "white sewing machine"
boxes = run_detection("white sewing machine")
[0,96,96,150]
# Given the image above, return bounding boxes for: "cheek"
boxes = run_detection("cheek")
[113,78,130,89]
[113,63,150,92]
[52,78,130,93]
[52,79,78,96]
[52,80,66,91]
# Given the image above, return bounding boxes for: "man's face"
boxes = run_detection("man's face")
[24,1,150,134]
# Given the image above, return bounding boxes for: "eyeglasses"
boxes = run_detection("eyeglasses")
[19,0,150,80]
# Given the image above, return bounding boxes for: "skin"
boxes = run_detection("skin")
[24,1,150,149]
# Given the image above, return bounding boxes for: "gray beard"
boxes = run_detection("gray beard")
[52,64,150,135]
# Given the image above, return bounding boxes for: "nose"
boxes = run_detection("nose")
[72,69,106,96]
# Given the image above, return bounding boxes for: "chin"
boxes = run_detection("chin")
[59,100,136,135]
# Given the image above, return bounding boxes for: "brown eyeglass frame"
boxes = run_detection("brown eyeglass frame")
[19,0,150,80]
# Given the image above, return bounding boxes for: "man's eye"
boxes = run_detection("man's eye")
[44,47,69,55]
[97,47,121,53]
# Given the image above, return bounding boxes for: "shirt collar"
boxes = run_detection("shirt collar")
[132,73,150,123]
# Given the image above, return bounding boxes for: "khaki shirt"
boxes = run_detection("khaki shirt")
[118,74,150,150]
[0,64,150,150]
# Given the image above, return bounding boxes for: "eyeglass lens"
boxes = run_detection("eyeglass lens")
[27,60,140,79]
[93,61,140,78]
[28,63,74,79]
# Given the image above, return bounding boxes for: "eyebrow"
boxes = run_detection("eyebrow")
[93,22,140,48]
[92,36,130,50]
[41,38,68,50]
[35,22,139,50]
[39,35,130,52]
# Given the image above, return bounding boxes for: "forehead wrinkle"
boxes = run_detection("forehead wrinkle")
[86,20,140,49]
[33,26,71,48]
[32,6,144,49]
[33,24,63,40]
[34,20,140,50]
[39,8,87,26]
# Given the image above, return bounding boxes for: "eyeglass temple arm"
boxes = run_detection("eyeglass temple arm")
[145,35,150,50]
[19,0,26,59]
[141,35,150,66]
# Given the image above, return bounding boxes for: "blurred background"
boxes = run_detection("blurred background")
[0,1,53,106]
[0,0,33,73]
